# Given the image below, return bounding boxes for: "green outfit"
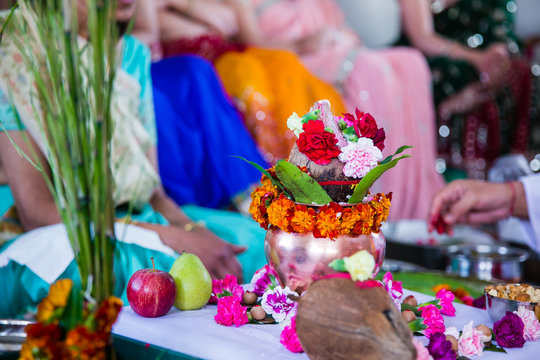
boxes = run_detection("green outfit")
[0,36,266,318]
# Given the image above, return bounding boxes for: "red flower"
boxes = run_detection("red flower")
[296,120,341,165]
[372,128,386,151]
[343,109,386,150]
[353,110,378,138]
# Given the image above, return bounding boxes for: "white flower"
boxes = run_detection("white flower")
[444,326,460,340]
[338,138,383,178]
[343,250,375,281]
[261,285,298,324]
[287,112,304,137]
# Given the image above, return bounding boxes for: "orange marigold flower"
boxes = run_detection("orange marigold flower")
[48,278,73,307]
[340,208,362,234]
[290,205,316,233]
[453,287,470,299]
[66,326,108,360]
[36,298,55,324]
[24,323,62,351]
[95,297,123,333]
[432,284,452,293]
[314,203,342,239]
[267,196,295,231]
[19,342,34,360]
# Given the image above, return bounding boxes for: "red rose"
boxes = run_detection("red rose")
[372,128,386,151]
[354,110,378,138]
[297,120,341,165]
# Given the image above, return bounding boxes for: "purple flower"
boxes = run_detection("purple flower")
[436,289,456,316]
[472,295,486,309]
[250,265,279,296]
[261,285,298,325]
[493,311,525,348]
[427,332,456,360]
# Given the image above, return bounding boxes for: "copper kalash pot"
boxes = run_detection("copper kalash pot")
[265,228,385,294]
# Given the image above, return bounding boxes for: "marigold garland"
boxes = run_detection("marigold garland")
[249,172,391,239]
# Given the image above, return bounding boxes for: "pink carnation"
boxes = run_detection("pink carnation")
[457,321,484,357]
[280,316,304,353]
[382,272,403,302]
[209,274,244,304]
[250,265,279,296]
[515,306,540,341]
[338,138,382,179]
[436,289,456,316]
[214,296,248,327]
[413,338,433,360]
[421,304,446,338]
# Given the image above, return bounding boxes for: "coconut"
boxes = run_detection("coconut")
[288,144,357,203]
[295,277,416,360]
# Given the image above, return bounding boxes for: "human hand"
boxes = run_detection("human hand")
[190,0,238,38]
[473,43,510,88]
[155,0,170,10]
[160,225,246,282]
[427,180,513,234]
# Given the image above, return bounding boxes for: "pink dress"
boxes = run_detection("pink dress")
[253,0,445,221]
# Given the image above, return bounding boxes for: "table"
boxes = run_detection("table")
[112,290,538,360]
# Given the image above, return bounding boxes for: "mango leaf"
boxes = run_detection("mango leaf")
[233,156,291,198]
[380,145,413,165]
[275,160,332,205]
[484,344,507,354]
[348,154,411,204]
[400,303,421,317]
[408,318,427,333]
[329,258,346,272]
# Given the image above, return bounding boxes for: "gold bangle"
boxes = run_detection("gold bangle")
[183,220,206,232]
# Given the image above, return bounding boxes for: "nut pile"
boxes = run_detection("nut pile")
[485,284,540,303]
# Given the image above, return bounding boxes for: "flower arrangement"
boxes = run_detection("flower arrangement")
[20,279,122,360]
[244,100,409,239]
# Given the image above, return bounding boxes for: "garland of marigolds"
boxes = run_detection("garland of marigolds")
[249,170,391,239]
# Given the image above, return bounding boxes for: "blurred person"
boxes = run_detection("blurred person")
[251,0,445,220]
[153,0,346,163]
[0,0,267,317]
[399,0,536,178]
[428,174,540,253]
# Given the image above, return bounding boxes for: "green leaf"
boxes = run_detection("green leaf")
[380,145,413,165]
[275,160,332,205]
[342,127,358,142]
[400,303,421,317]
[329,258,346,272]
[60,282,83,330]
[408,318,427,333]
[301,109,321,123]
[233,156,291,198]
[348,154,411,204]
[484,343,507,353]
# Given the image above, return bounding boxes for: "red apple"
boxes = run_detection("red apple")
[127,258,177,318]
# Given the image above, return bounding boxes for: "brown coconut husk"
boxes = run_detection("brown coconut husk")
[295,277,416,360]
[288,144,357,203]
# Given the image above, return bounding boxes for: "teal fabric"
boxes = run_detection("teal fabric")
[0,184,13,214]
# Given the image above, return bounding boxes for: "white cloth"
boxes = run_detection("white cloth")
[520,174,540,253]
[0,223,173,284]
[112,289,538,360]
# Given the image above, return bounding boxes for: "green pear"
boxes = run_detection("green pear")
[169,252,212,310]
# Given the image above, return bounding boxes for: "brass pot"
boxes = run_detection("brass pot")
[264,228,385,294]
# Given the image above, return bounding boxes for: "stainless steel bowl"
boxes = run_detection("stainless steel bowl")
[0,319,31,353]
[485,284,540,323]
[446,244,529,282]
